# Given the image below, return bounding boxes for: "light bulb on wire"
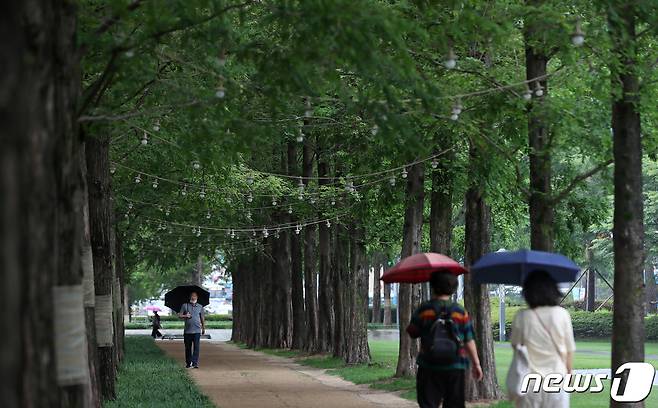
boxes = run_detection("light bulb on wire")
[110,164,116,174]
[431,158,439,169]
[522,84,533,101]
[192,160,201,170]
[296,130,305,143]
[199,187,206,199]
[272,198,277,206]
[402,167,408,179]
[181,185,187,196]
[444,48,457,69]
[534,81,544,97]
[571,19,585,47]
[215,86,226,99]
[389,176,396,186]
[247,192,253,203]
[304,98,313,118]
[153,120,160,132]
[288,206,293,214]
[141,132,149,146]
[263,228,269,238]
[450,99,462,121]
[134,174,141,183]
[152,179,158,189]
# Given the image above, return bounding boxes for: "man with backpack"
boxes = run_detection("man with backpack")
[406,270,483,408]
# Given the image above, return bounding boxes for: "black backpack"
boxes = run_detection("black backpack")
[421,303,463,365]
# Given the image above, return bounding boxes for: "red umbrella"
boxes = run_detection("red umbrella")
[380,252,467,284]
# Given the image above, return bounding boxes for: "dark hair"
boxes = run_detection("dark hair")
[430,271,458,296]
[522,270,561,308]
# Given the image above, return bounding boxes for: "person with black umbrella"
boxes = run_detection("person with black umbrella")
[178,291,206,368]
[150,311,162,339]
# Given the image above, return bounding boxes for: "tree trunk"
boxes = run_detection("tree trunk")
[114,232,126,362]
[86,135,117,400]
[288,141,306,349]
[317,149,334,352]
[430,133,455,256]
[271,218,293,348]
[1,2,94,406]
[344,223,370,364]
[303,138,319,351]
[230,259,243,343]
[395,162,424,377]
[524,0,554,252]
[383,281,392,325]
[586,244,596,312]
[80,141,101,407]
[192,255,203,285]
[463,143,502,401]
[371,253,383,324]
[333,222,348,357]
[646,259,657,315]
[608,5,645,407]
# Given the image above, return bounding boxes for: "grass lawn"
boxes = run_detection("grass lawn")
[255,339,658,407]
[106,336,213,408]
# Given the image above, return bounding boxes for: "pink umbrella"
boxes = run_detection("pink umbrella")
[144,305,162,312]
[381,252,467,284]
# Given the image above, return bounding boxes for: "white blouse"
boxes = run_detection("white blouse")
[510,306,576,376]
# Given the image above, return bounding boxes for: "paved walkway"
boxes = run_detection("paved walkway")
[158,341,416,408]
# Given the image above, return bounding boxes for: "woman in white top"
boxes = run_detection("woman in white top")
[510,270,576,408]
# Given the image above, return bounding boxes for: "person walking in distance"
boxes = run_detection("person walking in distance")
[406,270,483,408]
[150,310,162,339]
[178,291,206,368]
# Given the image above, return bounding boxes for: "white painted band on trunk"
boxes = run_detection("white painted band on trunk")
[53,285,89,386]
[81,244,95,307]
[95,294,114,347]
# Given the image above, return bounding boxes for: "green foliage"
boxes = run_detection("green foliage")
[76,0,658,306]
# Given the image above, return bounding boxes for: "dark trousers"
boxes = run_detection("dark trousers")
[184,333,201,366]
[416,367,465,408]
[151,327,162,338]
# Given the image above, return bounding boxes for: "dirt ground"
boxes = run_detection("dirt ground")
[157,341,417,408]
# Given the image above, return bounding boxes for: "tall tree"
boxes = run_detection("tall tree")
[395,162,424,377]
[371,253,383,324]
[608,3,646,407]
[524,0,554,252]
[86,134,117,400]
[430,133,455,256]
[302,137,319,351]
[462,141,502,400]
[343,222,370,364]
[317,146,334,352]
[288,141,306,349]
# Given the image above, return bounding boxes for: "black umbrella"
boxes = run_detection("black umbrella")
[164,285,210,313]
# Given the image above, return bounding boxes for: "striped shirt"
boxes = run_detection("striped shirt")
[406,299,475,371]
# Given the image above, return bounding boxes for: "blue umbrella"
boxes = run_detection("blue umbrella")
[471,249,580,285]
